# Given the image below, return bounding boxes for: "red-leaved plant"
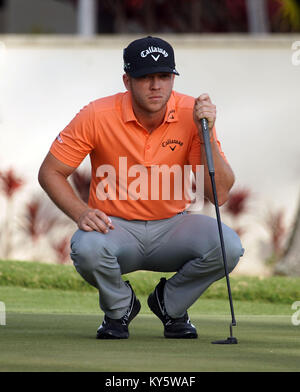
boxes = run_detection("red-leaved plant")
[224,188,251,217]
[223,187,251,236]
[264,209,286,260]
[0,168,25,258]
[51,236,71,264]
[21,197,59,242]
[0,168,24,199]
[20,195,74,263]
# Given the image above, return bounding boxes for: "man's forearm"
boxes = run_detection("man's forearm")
[38,171,88,223]
[201,140,235,205]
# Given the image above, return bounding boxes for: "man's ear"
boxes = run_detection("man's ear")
[123,73,130,91]
[171,74,175,87]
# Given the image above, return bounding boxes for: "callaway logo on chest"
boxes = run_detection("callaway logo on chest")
[162,139,184,151]
[140,46,169,62]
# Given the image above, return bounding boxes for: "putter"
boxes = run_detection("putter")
[201,118,238,345]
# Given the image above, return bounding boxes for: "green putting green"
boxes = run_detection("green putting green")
[1,313,299,372]
[0,286,299,372]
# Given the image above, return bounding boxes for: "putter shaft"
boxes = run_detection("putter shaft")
[200,118,237,341]
[210,172,236,328]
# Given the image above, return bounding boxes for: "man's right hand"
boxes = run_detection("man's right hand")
[78,209,115,233]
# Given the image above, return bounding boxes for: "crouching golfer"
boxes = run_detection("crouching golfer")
[38,36,244,339]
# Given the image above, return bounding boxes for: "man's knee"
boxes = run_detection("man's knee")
[70,230,113,272]
[223,228,244,273]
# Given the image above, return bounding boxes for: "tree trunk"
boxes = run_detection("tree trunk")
[190,0,201,33]
[77,0,98,36]
[246,0,270,34]
[114,0,127,33]
[275,192,300,275]
[145,0,156,33]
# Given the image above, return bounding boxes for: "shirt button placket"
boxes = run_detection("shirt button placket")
[144,132,151,165]
[145,143,151,161]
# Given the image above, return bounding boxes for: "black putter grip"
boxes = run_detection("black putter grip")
[201,118,215,174]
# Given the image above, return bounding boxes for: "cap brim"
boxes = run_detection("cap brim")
[128,66,180,78]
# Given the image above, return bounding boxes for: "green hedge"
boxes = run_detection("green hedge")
[1,259,300,304]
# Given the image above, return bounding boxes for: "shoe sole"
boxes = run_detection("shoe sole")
[164,331,198,339]
[97,330,129,339]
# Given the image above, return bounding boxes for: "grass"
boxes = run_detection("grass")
[0,286,294,316]
[1,312,299,372]
[1,260,300,372]
[0,286,292,320]
[1,259,300,304]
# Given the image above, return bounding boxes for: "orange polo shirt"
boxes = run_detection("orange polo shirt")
[50,91,226,220]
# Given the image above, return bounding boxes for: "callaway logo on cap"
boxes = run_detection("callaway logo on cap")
[123,36,180,78]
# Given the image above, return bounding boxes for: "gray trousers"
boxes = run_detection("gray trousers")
[70,212,244,319]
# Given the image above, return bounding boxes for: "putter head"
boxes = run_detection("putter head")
[211,336,238,345]
[211,322,238,344]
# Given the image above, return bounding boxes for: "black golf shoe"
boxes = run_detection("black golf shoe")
[147,278,198,339]
[96,281,141,339]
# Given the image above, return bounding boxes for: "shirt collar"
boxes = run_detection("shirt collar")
[122,91,178,124]
[164,91,178,123]
[122,91,137,123]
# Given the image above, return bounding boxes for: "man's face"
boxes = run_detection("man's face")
[123,73,175,114]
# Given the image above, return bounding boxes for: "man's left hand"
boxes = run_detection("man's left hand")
[193,94,216,134]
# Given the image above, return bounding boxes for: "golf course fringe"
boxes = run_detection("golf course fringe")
[0,259,299,304]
